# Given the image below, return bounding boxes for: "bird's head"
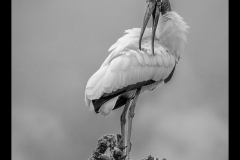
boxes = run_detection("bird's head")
[139,0,171,54]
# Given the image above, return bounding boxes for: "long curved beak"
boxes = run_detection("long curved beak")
[139,0,161,55]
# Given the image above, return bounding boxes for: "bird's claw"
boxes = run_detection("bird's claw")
[120,155,127,160]
[117,143,131,160]
[118,145,128,154]
[118,144,127,151]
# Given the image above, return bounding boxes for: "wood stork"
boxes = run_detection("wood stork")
[85,0,188,159]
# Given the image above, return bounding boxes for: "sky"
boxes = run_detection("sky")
[12,0,228,160]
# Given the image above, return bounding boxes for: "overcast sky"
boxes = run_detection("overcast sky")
[12,0,228,160]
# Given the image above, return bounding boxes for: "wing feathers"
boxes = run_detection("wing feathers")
[85,28,177,113]
[86,66,108,90]
[135,51,144,65]
[85,47,176,104]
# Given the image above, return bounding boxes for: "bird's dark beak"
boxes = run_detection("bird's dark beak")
[139,0,161,55]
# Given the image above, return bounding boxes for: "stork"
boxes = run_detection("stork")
[85,0,189,159]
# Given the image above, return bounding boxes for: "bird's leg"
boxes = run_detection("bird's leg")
[120,98,131,152]
[126,88,142,160]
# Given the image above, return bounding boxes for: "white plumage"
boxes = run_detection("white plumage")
[85,11,189,116]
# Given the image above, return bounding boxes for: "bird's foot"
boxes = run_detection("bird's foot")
[117,135,126,151]
[112,147,127,160]
[119,145,127,151]
[116,144,131,160]
[119,155,127,160]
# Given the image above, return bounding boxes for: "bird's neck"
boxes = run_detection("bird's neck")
[155,11,189,59]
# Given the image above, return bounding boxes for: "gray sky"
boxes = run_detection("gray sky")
[12,0,228,160]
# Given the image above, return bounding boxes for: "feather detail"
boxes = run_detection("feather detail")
[156,11,189,59]
[101,28,152,68]
[85,46,177,108]
[99,96,119,116]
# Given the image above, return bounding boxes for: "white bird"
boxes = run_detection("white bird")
[85,0,188,159]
